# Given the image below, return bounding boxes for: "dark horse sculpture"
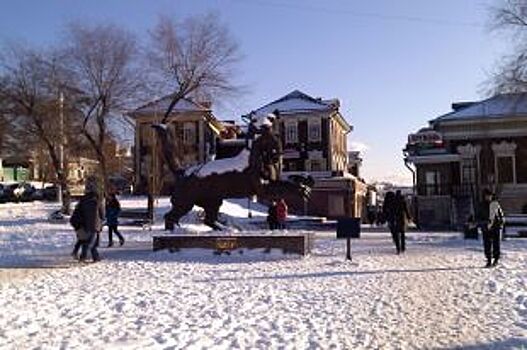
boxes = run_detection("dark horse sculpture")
[153,113,314,230]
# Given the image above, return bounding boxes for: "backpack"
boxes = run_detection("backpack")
[70,203,84,230]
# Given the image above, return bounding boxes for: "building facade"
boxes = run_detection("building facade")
[255,90,351,178]
[129,97,223,194]
[254,90,367,218]
[405,93,527,229]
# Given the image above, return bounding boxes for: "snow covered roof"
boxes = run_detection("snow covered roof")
[130,95,210,117]
[432,93,527,123]
[255,90,338,115]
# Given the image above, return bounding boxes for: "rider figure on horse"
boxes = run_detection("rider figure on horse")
[249,112,282,183]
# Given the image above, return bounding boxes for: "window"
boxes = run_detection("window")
[497,156,514,184]
[285,122,298,144]
[308,120,321,142]
[492,141,517,184]
[425,171,441,196]
[461,159,477,184]
[183,122,196,145]
[308,159,325,171]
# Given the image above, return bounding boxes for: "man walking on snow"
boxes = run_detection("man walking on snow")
[477,189,505,268]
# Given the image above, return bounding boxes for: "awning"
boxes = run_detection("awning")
[406,153,460,164]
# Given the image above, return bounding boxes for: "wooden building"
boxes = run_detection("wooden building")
[405,93,527,229]
[129,97,223,194]
[255,90,351,177]
[255,90,366,218]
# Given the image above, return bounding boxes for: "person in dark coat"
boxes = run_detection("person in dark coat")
[382,191,397,251]
[391,190,411,254]
[367,206,376,227]
[267,200,278,230]
[106,193,124,247]
[75,178,105,262]
[477,189,505,267]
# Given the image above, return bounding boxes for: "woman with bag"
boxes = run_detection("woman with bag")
[69,177,104,262]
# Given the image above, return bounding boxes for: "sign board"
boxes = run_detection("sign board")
[336,218,361,239]
[408,131,443,146]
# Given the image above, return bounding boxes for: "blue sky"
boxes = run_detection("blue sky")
[0,0,509,184]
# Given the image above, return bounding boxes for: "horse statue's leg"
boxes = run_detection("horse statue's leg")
[203,199,223,231]
[165,195,194,231]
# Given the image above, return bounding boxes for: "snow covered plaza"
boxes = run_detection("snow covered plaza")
[0,198,525,350]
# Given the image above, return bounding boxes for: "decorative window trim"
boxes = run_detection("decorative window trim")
[492,141,517,184]
[457,143,481,185]
[285,122,298,144]
[308,119,322,142]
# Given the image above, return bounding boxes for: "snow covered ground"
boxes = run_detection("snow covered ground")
[0,198,526,349]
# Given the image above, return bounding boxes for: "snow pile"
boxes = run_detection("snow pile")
[185,149,250,178]
[0,200,526,349]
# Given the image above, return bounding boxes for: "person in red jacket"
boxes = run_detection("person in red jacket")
[276,198,288,229]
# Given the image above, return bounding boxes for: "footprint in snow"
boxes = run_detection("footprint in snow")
[487,280,499,293]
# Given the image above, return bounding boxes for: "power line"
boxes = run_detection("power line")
[228,0,484,28]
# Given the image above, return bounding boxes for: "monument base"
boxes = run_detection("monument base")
[153,235,312,256]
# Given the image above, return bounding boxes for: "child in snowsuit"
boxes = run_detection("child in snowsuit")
[276,198,288,229]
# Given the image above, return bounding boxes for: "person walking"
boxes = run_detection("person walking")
[74,177,104,262]
[267,200,278,230]
[70,203,90,259]
[276,198,288,229]
[392,190,411,254]
[382,191,397,253]
[106,192,125,247]
[477,189,505,268]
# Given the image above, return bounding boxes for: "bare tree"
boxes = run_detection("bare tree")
[147,13,241,124]
[63,22,141,192]
[488,0,527,93]
[0,45,78,212]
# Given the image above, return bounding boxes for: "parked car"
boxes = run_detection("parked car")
[0,184,6,203]
[2,183,20,202]
[18,183,37,202]
[42,185,58,201]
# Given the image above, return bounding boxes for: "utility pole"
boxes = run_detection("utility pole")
[58,91,64,207]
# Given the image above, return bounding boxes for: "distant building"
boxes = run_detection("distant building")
[254,90,366,218]
[128,96,223,194]
[405,93,527,229]
[255,90,352,177]
[348,151,362,177]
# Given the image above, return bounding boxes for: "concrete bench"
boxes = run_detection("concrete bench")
[153,235,312,256]
[119,209,152,230]
[504,214,527,238]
